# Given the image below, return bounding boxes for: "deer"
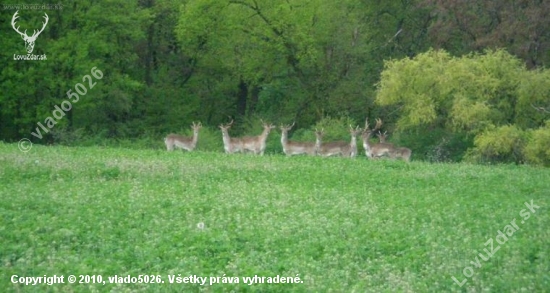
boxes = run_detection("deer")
[314,129,348,157]
[390,147,412,162]
[342,125,362,158]
[362,118,395,159]
[377,128,412,162]
[280,122,317,156]
[241,120,275,155]
[11,11,49,54]
[164,122,202,151]
[364,118,412,162]
[219,120,243,154]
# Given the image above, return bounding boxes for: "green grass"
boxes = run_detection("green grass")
[1,142,549,292]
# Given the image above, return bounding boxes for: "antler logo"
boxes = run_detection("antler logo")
[11,10,49,54]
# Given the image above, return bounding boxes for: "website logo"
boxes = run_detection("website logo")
[11,10,48,60]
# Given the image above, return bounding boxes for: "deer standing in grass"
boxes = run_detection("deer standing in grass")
[344,125,362,158]
[376,129,412,162]
[314,129,348,157]
[390,146,412,162]
[165,122,202,151]
[241,120,275,155]
[280,122,317,156]
[219,120,243,154]
[362,118,395,159]
[364,119,412,162]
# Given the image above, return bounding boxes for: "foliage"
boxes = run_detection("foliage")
[423,0,550,68]
[377,48,550,165]
[523,121,550,167]
[312,115,358,142]
[465,125,527,164]
[0,0,549,166]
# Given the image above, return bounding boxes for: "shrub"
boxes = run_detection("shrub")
[465,125,527,164]
[523,121,550,167]
[195,126,224,152]
[312,115,358,142]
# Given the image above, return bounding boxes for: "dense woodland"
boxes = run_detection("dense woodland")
[1,0,549,165]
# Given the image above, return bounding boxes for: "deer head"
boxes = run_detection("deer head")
[191,122,202,133]
[363,118,383,138]
[349,125,362,136]
[377,131,388,143]
[219,119,234,130]
[280,122,295,133]
[12,11,49,54]
[219,120,234,138]
[260,120,276,135]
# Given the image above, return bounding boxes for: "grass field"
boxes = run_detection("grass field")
[1,142,549,292]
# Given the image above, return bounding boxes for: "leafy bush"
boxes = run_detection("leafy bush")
[286,127,314,142]
[465,125,527,164]
[51,127,86,146]
[195,126,224,152]
[312,115,358,142]
[386,128,472,163]
[523,121,550,166]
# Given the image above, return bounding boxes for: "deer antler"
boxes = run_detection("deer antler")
[373,118,383,131]
[350,125,361,133]
[11,11,26,37]
[220,119,233,129]
[364,117,369,130]
[32,13,48,38]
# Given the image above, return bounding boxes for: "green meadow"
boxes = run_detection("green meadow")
[1,143,548,292]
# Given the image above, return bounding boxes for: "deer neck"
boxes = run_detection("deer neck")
[221,130,231,144]
[260,128,270,140]
[192,131,199,146]
[363,132,373,150]
[281,131,288,146]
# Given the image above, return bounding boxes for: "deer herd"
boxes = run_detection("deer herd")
[164,118,411,162]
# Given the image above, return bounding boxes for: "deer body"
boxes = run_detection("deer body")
[390,147,412,162]
[219,120,243,154]
[280,123,317,156]
[344,126,362,158]
[314,129,347,157]
[363,118,412,161]
[241,121,275,155]
[165,122,201,151]
[362,118,395,159]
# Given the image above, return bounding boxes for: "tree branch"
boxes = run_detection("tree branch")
[531,103,550,113]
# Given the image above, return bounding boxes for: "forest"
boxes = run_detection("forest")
[1,0,549,165]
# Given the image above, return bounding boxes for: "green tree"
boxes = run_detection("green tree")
[376,48,550,164]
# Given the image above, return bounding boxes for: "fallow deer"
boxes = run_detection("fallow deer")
[164,122,202,151]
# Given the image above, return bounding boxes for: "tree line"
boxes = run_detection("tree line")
[0,0,548,165]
